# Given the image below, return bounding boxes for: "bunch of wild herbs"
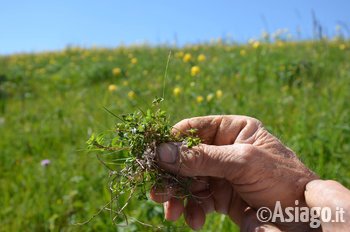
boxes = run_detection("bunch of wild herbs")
[86,98,200,225]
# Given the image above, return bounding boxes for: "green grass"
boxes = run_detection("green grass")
[0,40,349,231]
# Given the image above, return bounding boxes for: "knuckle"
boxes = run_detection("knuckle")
[250,117,263,128]
[180,146,205,173]
[238,144,258,163]
[172,119,190,134]
[241,144,256,155]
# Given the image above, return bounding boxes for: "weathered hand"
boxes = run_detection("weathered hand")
[305,180,350,231]
[150,115,318,231]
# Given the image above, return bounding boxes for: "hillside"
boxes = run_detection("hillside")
[0,40,349,231]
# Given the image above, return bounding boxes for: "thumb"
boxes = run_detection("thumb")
[305,180,350,231]
[305,179,350,208]
[156,142,249,178]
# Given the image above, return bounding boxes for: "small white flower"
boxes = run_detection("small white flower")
[131,128,137,134]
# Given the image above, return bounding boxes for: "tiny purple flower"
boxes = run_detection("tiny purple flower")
[40,159,51,167]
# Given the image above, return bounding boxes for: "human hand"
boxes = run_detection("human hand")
[305,180,350,231]
[150,115,318,231]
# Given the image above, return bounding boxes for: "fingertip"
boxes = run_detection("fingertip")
[305,179,324,191]
[184,198,206,230]
[305,179,350,209]
[171,118,191,135]
[164,197,184,221]
[150,186,172,203]
[157,143,179,164]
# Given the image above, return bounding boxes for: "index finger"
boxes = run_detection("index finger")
[172,115,262,145]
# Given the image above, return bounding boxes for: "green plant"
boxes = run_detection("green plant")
[86,97,201,226]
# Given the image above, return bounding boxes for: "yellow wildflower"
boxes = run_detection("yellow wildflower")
[108,84,118,92]
[240,49,246,56]
[252,41,260,49]
[175,51,184,58]
[131,58,138,64]
[112,67,122,76]
[216,90,223,99]
[206,93,214,102]
[197,54,206,62]
[196,96,204,103]
[128,91,135,99]
[173,87,181,96]
[183,53,192,62]
[191,66,200,76]
[83,51,90,57]
[339,44,346,50]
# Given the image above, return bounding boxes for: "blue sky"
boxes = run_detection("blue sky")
[0,0,349,54]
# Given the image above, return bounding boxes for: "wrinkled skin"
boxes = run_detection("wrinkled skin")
[150,115,319,231]
[305,180,350,232]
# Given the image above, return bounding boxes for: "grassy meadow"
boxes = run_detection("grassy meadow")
[0,39,349,231]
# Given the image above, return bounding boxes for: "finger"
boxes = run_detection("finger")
[164,197,184,221]
[172,115,262,145]
[208,178,232,214]
[305,179,350,208]
[191,190,215,214]
[150,185,174,203]
[184,198,206,230]
[157,142,259,179]
[189,176,209,193]
[150,177,209,202]
[227,190,252,226]
[305,180,350,231]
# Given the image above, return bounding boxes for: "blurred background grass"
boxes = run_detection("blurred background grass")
[0,39,349,231]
